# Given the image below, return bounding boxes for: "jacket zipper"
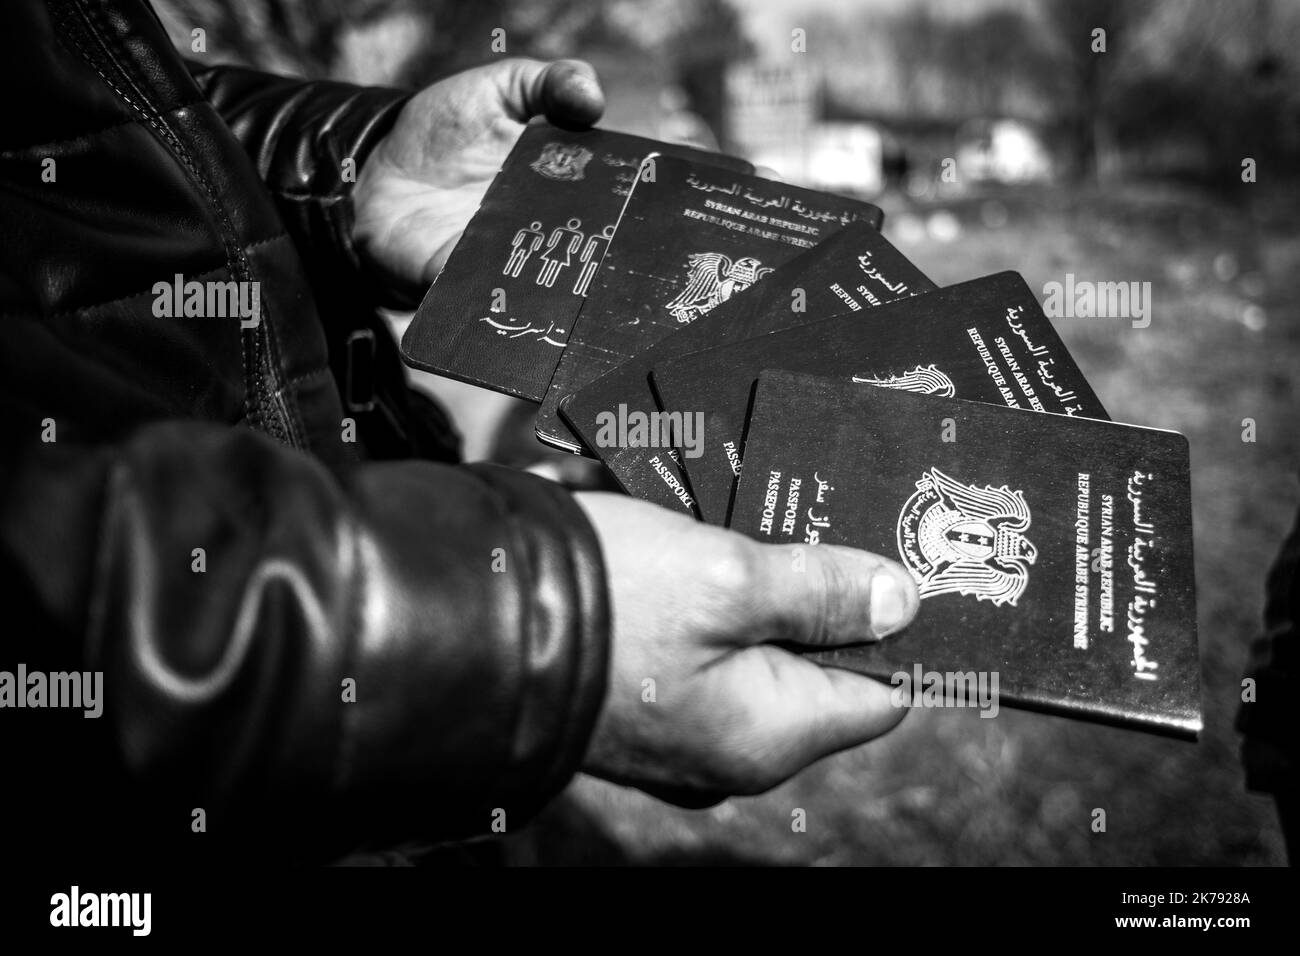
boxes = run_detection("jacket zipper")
[46,0,302,448]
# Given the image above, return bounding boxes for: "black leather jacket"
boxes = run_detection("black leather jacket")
[0,0,609,863]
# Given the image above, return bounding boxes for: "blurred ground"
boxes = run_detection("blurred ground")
[403,179,1295,865]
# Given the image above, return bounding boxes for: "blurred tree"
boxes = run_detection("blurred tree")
[154,0,751,150]
[646,0,753,144]
[809,4,1058,123]
[1096,0,1300,188]
[154,0,749,123]
[941,8,1058,120]
[1039,0,1146,182]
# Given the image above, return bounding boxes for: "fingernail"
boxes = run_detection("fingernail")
[556,60,593,90]
[869,568,911,639]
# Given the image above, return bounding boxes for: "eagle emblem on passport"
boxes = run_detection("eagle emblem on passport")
[853,364,956,397]
[896,467,1037,606]
[665,252,774,323]
[530,143,593,181]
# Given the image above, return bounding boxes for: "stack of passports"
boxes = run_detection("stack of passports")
[402,123,1200,739]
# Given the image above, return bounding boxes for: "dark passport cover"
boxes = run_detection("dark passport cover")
[560,222,936,515]
[730,371,1199,739]
[654,271,1109,524]
[536,155,884,452]
[400,123,753,402]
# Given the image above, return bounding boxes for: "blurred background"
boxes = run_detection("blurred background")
[155,0,1297,864]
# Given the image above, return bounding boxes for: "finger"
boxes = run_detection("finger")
[617,781,729,810]
[748,542,919,647]
[815,665,910,749]
[749,648,907,775]
[501,58,605,129]
[540,59,605,128]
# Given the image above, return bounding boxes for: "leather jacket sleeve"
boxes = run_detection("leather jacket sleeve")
[187,62,411,306]
[1,407,610,862]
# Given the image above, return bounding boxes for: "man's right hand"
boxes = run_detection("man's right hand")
[574,492,920,805]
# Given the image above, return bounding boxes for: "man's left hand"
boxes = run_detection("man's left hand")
[352,58,604,308]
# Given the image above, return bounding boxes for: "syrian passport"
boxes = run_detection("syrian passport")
[560,221,936,515]
[400,123,753,402]
[535,154,884,452]
[654,271,1108,524]
[729,370,1199,739]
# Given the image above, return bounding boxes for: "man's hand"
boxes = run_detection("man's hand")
[574,493,920,806]
[352,58,604,307]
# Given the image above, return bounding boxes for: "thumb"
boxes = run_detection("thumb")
[499,58,605,130]
[746,543,920,648]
